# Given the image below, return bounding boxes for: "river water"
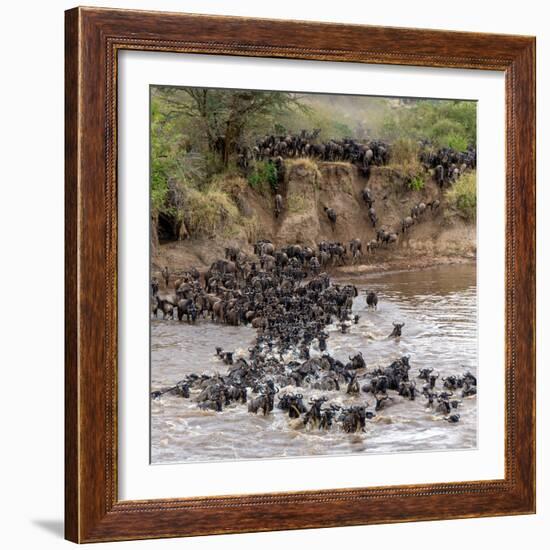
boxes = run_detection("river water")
[151,263,477,464]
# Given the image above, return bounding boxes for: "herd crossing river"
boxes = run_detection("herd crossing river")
[151,263,477,463]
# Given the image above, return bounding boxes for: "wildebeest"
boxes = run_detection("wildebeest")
[361,187,374,208]
[411,202,427,220]
[155,294,176,319]
[374,394,392,411]
[151,226,477,436]
[324,206,337,226]
[366,290,378,310]
[366,239,379,253]
[340,405,374,433]
[418,368,434,381]
[401,216,414,233]
[398,380,417,400]
[248,382,278,415]
[151,277,159,296]
[368,207,378,228]
[381,231,398,247]
[319,404,341,430]
[427,371,440,389]
[303,396,329,429]
[389,322,404,338]
[349,238,362,263]
[427,199,441,211]
[349,352,366,369]
[278,393,307,418]
[161,266,170,287]
[435,164,445,187]
[177,298,197,323]
[362,375,389,396]
[274,194,283,218]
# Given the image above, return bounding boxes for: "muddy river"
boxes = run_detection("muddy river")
[151,263,477,463]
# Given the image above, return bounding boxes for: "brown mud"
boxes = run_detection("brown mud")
[152,159,475,278]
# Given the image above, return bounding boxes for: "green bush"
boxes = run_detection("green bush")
[382,100,476,150]
[446,172,476,221]
[407,175,425,191]
[151,160,169,211]
[247,161,278,193]
[447,134,469,152]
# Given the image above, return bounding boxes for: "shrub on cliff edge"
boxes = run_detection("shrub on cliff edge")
[446,172,476,221]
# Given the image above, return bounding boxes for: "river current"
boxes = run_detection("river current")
[151,263,477,463]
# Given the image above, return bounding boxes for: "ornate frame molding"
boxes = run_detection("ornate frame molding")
[65,7,535,542]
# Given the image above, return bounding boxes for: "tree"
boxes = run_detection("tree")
[155,87,304,166]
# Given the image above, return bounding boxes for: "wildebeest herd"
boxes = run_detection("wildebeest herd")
[240,133,473,258]
[151,133,477,441]
[151,239,477,434]
[236,130,475,192]
[419,143,476,187]
[236,130,391,179]
[312,182,441,262]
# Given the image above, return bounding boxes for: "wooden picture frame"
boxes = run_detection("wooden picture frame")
[65,6,536,543]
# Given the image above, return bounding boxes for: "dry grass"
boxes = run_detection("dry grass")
[212,174,248,197]
[185,187,240,237]
[242,215,260,243]
[286,158,322,185]
[388,138,424,177]
[286,157,318,171]
[286,191,310,214]
[446,171,477,221]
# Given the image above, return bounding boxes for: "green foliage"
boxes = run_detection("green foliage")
[150,91,205,211]
[446,172,477,221]
[247,161,278,194]
[447,134,469,151]
[151,159,169,211]
[407,175,425,191]
[382,99,476,150]
[152,86,304,167]
[277,100,353,142]
[150,85,477,241]
[150,100,172,211]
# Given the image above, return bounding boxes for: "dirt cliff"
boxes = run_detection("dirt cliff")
[153,159,476,274]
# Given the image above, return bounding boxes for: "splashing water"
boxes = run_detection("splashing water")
[151,263,477,464]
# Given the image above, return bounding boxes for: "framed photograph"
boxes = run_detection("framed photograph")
[65,7,536,543]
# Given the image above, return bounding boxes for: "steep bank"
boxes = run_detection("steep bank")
[152,159,475,275]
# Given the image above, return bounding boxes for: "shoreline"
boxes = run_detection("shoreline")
[332,254,476,278]
[154,248,476,283]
